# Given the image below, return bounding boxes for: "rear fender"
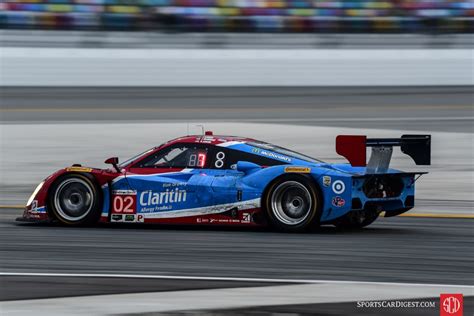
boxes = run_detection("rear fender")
[309,171,353,222]
[240,165,315,194]
[241,165,353,222]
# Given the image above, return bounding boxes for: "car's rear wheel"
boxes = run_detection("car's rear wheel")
[264,175,321,232]
[334,209,379,230]
[49,174,102,226]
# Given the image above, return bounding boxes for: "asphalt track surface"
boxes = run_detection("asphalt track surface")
[1,208,473,288]
[0,86,473,314]
[1,86,473,132]
[0,273,283,301]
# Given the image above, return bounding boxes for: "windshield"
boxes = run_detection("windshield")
[118,147,155,168]
[247,141,324,164]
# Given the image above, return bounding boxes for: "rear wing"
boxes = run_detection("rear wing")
[336,135,431,173]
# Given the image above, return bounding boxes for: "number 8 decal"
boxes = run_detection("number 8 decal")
[215,151,225,168]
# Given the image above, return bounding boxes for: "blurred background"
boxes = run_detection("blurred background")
[1,0,473,33]
[0,1,473,315]
[1,0,472,85]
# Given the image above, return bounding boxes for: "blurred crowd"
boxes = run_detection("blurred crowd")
[1,0,473,33]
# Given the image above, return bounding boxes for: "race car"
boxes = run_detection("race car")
[20,132,431,232]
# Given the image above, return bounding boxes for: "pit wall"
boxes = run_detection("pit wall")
[1,48,472,86]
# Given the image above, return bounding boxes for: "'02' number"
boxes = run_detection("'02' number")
[113,195,135,214]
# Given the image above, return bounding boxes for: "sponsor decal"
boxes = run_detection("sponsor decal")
[119,214,145,222]
[31,200,38,212]
[440,294,463,316]
[323,176,331,187]
[332,180,346,194]
[200,136,215,143]
[252,148,292,162]
[332,196,345,207]
[284,167,311,173]
[27,205,46,214]
[111,214,123,222]
[139,188,187,213]
[112,190,137,214]
[124,214,135,222]
[242,212,251,223]
[113,189,137,194]
[208,218,241,224]
[197,212,253,225]
[163,182,187,188]
[66,167,92,172]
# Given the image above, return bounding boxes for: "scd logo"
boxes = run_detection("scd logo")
[440,294,463,316]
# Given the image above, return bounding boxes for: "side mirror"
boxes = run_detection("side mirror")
[236,161,261,175]
[105,157,121,173]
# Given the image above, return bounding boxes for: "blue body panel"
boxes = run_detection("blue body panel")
[103,141,417,224]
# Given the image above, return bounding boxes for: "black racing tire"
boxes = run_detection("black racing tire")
[48,173,102,226]
[334,210,379,230]
[263,174,322,233]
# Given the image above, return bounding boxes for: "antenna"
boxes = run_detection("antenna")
[186,122,189,136]
[196,124,204,135]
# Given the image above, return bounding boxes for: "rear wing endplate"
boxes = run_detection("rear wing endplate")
[336,135,431,173]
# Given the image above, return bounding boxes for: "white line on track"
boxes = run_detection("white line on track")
[1,272,472,289]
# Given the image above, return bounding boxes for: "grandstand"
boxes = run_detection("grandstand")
[1,0,473,33]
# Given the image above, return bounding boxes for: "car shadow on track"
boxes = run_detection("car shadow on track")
[15,220,412,236]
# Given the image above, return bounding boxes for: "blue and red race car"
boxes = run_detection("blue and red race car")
[21,132,431,232]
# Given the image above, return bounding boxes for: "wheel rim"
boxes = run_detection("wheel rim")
[54,178,94,222]
[271,181,313,225]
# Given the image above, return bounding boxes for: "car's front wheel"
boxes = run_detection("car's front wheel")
[264,175,321,233]
[49,174,102,226]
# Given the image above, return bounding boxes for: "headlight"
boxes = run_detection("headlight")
[26,181,44,206]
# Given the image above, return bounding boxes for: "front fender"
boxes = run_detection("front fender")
[22,166,118,221]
